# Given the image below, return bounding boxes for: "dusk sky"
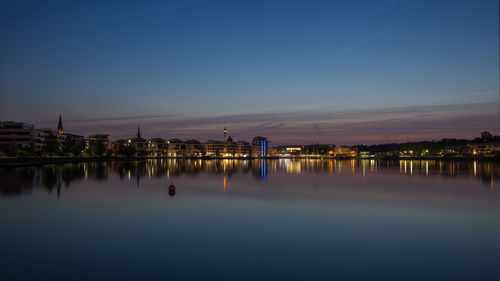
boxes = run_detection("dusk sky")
[1,0,498,145]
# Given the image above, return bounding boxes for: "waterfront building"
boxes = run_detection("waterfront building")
[467,143,500,156]
[235,140,252,157]
[60,133,85,154]
[302,144,335,156]
[184,139,204,157]
[333,146,358,157]
[284,146,302,156]
[32,128,59,151]
[223,136,237,157]
[112,139,128,154]
[481,131,493,141]
[252,136,268,157]
[0,121,34,149]
[147,138,167,157]
[128,127,147,155]
[167,139,184,157]
[204,140,223,157]
[87,134,110,155]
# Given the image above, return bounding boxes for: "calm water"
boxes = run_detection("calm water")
[0,159,499,281]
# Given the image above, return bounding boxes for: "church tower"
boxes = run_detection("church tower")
[137,126,141,138]
[57,114,63,135]
[223,125,227,142]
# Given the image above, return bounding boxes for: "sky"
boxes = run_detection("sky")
[0,0,498,145]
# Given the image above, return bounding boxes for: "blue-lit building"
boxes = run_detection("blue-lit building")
[252,136,268,157]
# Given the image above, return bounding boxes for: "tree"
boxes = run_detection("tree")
[95,142,106,157]
[62,139,72,157]
[71,141,83,156]
[43,133,59,158]
[4,144,18,157]
[120,146,136,157]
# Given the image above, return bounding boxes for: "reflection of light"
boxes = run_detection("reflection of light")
[286,160,301,174]
[473,161,477,177]
[223,176,226,192]
[261,160,267,180]
[410,161,413,175]
[404,161,407,174]
[425,161,428,176]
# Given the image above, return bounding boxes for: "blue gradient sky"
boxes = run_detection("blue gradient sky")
[0,0,498,144]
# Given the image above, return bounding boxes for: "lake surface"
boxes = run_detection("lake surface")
[0,159,498,281]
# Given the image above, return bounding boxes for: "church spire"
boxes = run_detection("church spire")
[137,126,141,138]
[57,114,63,135]
[223,124,227,142]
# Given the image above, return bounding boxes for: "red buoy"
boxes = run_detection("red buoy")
[168,184,176,197]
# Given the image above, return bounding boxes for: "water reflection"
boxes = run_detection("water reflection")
[0,159,498,281]
[0,159,498,196]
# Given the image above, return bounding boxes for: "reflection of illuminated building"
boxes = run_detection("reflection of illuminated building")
[1,159,498,200]
[282,159,301,174]
[251,160,268,180]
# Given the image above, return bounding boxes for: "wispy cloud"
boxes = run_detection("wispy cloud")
[57,101,498,145]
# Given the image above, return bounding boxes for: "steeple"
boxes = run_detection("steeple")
[223,124,227,142]
[137,126,141,138]
[57,114,63,135]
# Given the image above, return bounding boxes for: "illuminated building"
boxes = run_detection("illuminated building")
[60,133,85,152]
[0,121,34,149]
[235,140,251,157]
[147,138,166,157]
[87,134,110,154]
[252,136,268,157]
[167,139,184,157]
[128,126,147,155]
[184,140,204,157]
[204,140,223,157]
[466,143,500,155]
[223,136,237,157]
[333,146,358,157]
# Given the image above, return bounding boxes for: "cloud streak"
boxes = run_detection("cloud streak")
[58,101,498,145]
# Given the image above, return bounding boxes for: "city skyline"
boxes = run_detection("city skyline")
[1,0,498,145]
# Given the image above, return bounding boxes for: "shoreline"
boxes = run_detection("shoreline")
[0,155,498,167]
